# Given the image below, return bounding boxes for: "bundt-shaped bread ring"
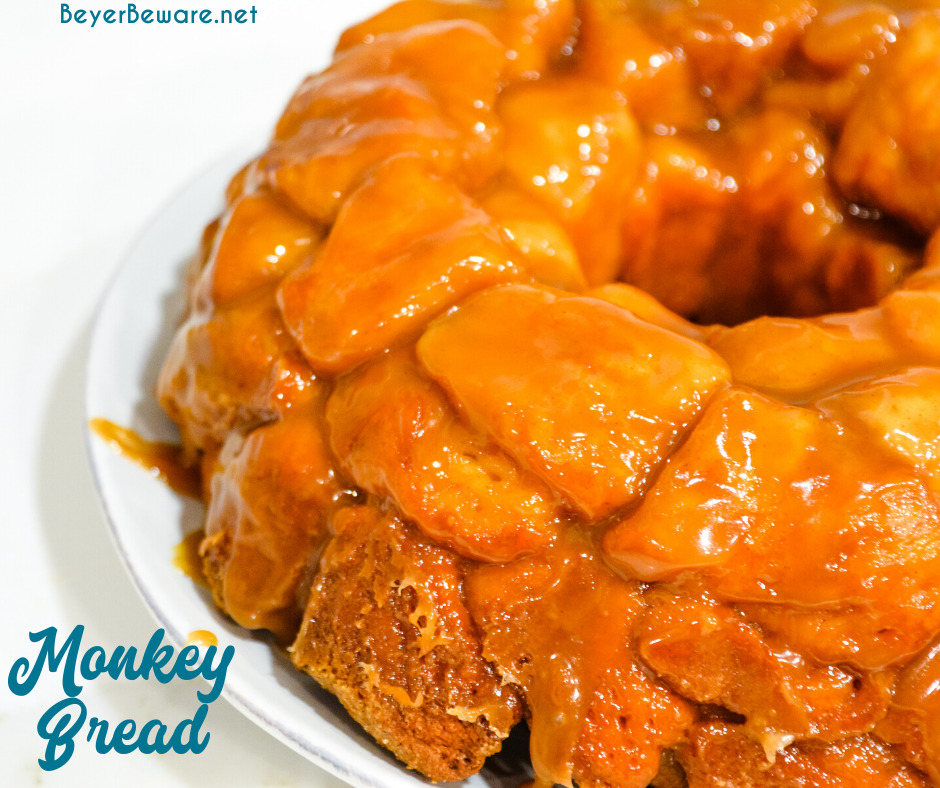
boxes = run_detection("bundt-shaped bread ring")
[158,1,940,785]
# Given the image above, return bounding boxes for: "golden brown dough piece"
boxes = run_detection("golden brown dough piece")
[157,191,320,454]
[275,153,521,374]
[635,590,896,747]
[465,533,693,788]
[290,505,522,781]
[835,11,940,235]
[680,721,930,788]
[200,401,340,641]
[336,0,577,79]
[417,283,730,520]
[877,637,940,784]
[605,386,940,669]
[325,349,562,563]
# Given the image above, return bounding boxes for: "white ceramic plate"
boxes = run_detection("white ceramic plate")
[84,148,532,788]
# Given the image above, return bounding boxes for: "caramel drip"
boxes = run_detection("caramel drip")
[526,625,592,787]
[185,629,218,648]
[173,529,209,588]
[465,533,685,787]
[90,418,201,499]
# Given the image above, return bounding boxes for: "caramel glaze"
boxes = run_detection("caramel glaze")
[91,419,212,590]
[184,629,218,648]
[173,529,209,588]
[152,1,940,786]
[90,418,201,499]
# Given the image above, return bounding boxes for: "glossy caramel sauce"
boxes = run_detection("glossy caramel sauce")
[184,629,218,648]
[90,418,201,499]
[173,529,209,588]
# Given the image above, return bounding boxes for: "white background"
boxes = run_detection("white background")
[0,1,396,784]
